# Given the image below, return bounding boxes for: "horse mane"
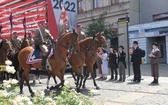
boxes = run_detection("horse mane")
[57,32,71,43]
[79,37,93,44]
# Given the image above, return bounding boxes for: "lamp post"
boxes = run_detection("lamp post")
[117,16,130,76]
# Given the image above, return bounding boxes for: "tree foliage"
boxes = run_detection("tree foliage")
[85,12,123,40]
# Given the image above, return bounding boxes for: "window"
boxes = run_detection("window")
[94,0,102,9]
[78,0,85,13]
[145,27,168,33]
[111,0,119,5]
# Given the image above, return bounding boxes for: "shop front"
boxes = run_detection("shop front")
[129,20,168,64]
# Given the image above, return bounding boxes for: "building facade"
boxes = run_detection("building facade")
[77,0,140,60]
[129,0,168,64]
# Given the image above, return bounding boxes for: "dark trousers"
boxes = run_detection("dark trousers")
[133,63,141,81]
[110,64,118,79]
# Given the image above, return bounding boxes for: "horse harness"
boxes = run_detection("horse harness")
[80,37,103,60]
[54,32,78,63]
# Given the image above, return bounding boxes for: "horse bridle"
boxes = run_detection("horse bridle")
[80,38,98,57]
[56,32,78,50]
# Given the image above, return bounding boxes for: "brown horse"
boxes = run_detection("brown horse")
[46,32,107,90]
[69,32,107,90]
[82,33,107,89]
[18,31,79,96]
[0,39,12,81]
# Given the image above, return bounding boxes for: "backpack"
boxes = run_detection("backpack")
[140,49,145,57]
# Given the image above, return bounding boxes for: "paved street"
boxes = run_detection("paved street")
[23,64,168,105]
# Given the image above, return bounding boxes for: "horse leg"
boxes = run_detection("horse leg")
[52,74,57,85]
[35,69,41,84]
[76,75,80,89]
[70,68,77,82]
[78,66,83,89]
[60,66,66,88]
[82,70,89,89]
[89,66,100,89]
[47,71,52,89]
[13,53,19,80]
[24,71,35,97]
[19,68,24,82]
[20,72,25,94]
[50,71,62,90]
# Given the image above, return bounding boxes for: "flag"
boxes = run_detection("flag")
[23,15,26,37]
[0,21,2,36]
[46,5,48,23]
[9,12,13,37]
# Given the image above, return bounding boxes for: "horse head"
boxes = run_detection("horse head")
[2,38,12,51]
[21,37,30,49]
[94,32,107,48]
[58,30,80,53]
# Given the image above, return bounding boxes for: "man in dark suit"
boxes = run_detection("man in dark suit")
[130,41,142,83]
[108,46,118,80]
[118,46,126,82]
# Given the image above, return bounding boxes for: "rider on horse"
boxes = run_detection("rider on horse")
[76,24,86,41]
[58,23,69,37]
[34,21,53,70]
[10,32,22,54]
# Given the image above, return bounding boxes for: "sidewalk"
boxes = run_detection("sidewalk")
[23,64,168,105]
[127,64,168,77]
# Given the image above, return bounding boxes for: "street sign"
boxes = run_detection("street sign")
[117,16,130,24]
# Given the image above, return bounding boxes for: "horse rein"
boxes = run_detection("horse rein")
[56,32,78,50]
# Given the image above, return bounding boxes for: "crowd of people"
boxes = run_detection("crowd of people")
[94,41,161,85]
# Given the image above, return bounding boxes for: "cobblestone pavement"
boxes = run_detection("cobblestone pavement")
[23,64,168,105]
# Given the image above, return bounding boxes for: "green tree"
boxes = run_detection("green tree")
[85,12,122,40]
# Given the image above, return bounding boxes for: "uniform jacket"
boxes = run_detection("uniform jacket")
[108,51,117,68]
[78,31,86,41]
[131,47,142,65]
[34,28,53,46]
[10,37,21,53]
[59,29,69,37]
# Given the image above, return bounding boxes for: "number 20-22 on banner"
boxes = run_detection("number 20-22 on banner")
[53,0,76,12]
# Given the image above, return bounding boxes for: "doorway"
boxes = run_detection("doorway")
[159,42,166,63]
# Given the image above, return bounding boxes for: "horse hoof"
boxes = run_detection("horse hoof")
[50,86,55,90]
[20,91,23,94]
[47,86,49,89]
[76,88,80,93]
[96,86,100,90]
[82,85,86,89]
[74,81,77,85]
[31,92,35,97]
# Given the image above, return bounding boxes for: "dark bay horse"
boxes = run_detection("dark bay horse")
[0,39,12,81]
[11,36,30,80]
[18,31,79,96]
[69,32,107,90]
